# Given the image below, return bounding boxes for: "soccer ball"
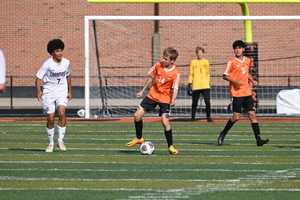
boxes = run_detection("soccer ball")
[77,109,85,117]
[139,141,155,155]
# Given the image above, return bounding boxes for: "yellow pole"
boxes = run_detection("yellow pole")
[239,3,252,43]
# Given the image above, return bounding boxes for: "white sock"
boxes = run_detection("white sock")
[46,127,54,144]
[58,125,66,142]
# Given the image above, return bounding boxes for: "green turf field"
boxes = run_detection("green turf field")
[0,120,299,200]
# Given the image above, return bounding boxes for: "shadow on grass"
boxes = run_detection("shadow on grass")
[191,142,216,146]
[274,145,300,149]
[9,148,45,152]
[118,150,139,154]
[170,118,207,122]
[191,142,229,146]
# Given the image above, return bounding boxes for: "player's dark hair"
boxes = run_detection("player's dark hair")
[195,47,205,53]
[163,47,178,61]
[47,39,65,55]
[232,40,246,48]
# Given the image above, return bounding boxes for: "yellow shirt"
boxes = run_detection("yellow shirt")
[188,58,210,90]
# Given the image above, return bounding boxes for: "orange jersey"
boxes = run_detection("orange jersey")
[147,62,180,104]
[223,56,252,97]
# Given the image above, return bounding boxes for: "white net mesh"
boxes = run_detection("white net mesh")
[86,16,300,118]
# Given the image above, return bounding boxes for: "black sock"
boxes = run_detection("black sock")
[164,129,173,147]
[251,123,261,140]
[191,107,196,120]
[135,120,143,139]
[206,104,211,119]
[223,119,235,133]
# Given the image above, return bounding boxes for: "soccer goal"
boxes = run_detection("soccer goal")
[84,16,300,118]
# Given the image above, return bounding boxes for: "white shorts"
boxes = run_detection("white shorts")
[42,94,68,114]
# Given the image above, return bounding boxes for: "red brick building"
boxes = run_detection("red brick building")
[0,1,299,115]
[1,2,299,81]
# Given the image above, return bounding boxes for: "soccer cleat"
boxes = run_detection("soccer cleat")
[45,143,55,152]
[168,145,179,155]
[218,131,226,145]
[57,140,66,151]
[257,139,269,146]
[126,137,144,147]
[207,118,214,122]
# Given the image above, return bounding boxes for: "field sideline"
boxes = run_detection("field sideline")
[0,117,299,200]
[1,116,300,123]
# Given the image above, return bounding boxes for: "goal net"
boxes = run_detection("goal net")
[84,16,300,118]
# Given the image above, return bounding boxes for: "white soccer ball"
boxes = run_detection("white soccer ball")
[77,109,85,118]
[139,141,155,155]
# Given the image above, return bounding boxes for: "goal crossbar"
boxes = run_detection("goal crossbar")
[85,16,300,21]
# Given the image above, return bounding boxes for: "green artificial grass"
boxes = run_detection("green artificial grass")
[0,121,299,200]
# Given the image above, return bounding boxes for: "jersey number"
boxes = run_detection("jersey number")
[159,78,165,84]
[241,67,246,74]
[57,79,61,84]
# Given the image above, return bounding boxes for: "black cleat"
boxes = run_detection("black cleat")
[257,139,269,146]
[218,131,226,145]
[207,118,214,122]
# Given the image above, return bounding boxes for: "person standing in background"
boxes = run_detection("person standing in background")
[188,47,213,122]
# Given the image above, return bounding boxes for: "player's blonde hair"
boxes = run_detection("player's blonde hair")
[163,47,178,61]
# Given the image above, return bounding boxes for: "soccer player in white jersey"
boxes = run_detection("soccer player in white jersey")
[0,49,6,93]
[35,39,72,152]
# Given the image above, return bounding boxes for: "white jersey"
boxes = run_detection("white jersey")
[0,50,6,84]
[36,57,71,95]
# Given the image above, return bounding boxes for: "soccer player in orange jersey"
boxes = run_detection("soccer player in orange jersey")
[126,47,180,155]
[218,40,269,146]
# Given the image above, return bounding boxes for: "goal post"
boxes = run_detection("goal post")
[84,15,300,118]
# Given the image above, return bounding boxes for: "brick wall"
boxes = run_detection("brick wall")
[1,1,299,86]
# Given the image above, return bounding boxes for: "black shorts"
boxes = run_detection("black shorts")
[140,96,171,116]
[229,96,255,113]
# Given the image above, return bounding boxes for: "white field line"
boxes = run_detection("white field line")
[0,153,299,158]
[0,143,299,148]
[0,161,298,165]
[2,135,300,139]
[47,123,300,127]
[0,161,292,164]
[0,168,278,172]
[0,187,299,200]
[1,176,299,182]
[1,188,299,192]
[1,139,299,142]
[1,123,299,127]
[1,141,299,145]
[1,148,299,151]
[1,130,300,134]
